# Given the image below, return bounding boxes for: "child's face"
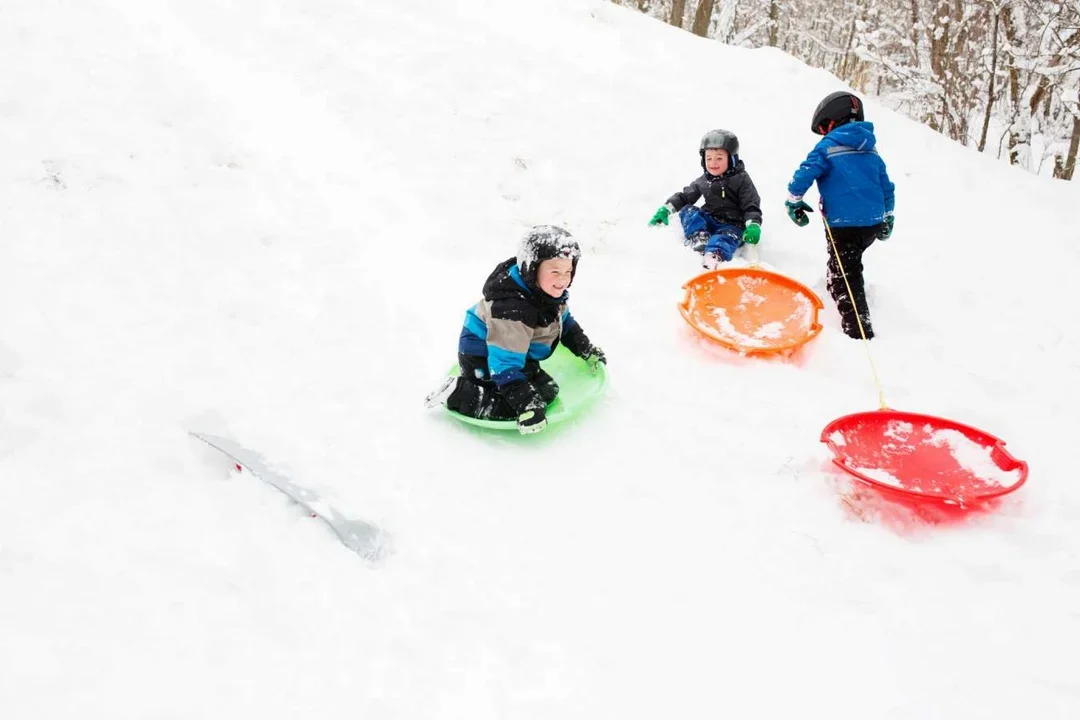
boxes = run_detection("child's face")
[704,148,729,175]
[536,257,573,298]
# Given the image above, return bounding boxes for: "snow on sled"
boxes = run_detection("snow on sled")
[820,409,1029,508]
[678,267,824,356]
[446,345,607,431]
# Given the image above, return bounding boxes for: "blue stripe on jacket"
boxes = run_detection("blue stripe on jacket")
[456,263,569,387]
[489,346,528,386]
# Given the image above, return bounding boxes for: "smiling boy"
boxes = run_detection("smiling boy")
[649,129,763,267]
[425,226,606,435]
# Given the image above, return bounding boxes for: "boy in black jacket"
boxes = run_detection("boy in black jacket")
[649,129,763,267]
[425,226,605,435]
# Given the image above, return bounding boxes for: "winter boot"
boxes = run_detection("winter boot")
[424,375,460,408]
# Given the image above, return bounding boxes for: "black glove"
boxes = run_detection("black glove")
[584,346,606,373]
[516,405,547,435]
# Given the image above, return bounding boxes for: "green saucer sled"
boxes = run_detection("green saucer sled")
[447,345,607,430]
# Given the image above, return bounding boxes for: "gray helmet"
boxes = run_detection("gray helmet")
[516,225,581,289]
[700,129,739,156]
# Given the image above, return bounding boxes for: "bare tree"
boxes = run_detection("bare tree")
[768,0,780,47]
[669,0,688,28]
[977,3,1002,152]
[605,0,1080,179]
[1064,103,1080,180]
[691,0,717,38]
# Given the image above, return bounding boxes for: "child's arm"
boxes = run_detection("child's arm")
[561,310,606,370]
[787,144,829,201]
[880,163,896,214]
[650,178,704,226]
[736,174,763,225]
[666,177,705,212]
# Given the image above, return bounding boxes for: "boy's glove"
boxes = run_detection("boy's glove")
[785,199,814,227]
[742,222,761,245]
[517,406,547,435]
[649,206,670,226]
[584,347,607,372]
[879,213,895,240]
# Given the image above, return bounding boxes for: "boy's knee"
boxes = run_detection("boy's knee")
[705,232,740,261]
[534,372,560,403]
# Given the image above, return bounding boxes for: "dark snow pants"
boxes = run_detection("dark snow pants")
[825,224,884,339]
[446,354,559,420]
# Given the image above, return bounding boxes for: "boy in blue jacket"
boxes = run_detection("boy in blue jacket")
[424,226,606,435]
[785,91,895,339]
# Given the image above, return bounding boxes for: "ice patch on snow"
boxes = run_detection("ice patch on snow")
[925,429,1023,488]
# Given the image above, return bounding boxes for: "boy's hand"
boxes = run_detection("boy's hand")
[649,206,670,226]
[742,222,761,245]
[879,213,895,240]
[517,406,547,435]
[785,199,814,227]
[585,347,607,373]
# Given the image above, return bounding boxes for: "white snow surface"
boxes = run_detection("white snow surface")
[1,0,1079,718]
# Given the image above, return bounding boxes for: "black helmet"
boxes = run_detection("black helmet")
[700,129,739,156]
[699,129,739,173]
[811,91,864,135]
[516,225,581,289]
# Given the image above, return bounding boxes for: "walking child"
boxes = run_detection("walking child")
[785,91,896,339]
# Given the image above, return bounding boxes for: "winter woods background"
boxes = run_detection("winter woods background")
[612,0,1080,179]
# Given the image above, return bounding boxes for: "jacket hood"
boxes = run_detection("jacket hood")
[825,121,877,151]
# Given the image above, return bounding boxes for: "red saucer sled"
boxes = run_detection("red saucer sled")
[678,267,824,356]
[821,409,1029,509]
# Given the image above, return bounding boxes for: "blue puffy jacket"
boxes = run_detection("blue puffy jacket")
[787,122,895,228]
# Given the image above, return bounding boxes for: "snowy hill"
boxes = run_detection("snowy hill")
[2,0,1078,717]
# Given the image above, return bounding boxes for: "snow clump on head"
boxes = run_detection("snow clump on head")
[516,225,581,288]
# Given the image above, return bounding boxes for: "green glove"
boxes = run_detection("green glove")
[649,206,670,226]
[742,222,761,245]
[785,199,814,227]
[880,213,895,240]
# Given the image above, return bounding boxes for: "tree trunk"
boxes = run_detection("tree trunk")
[669,0,687,28]
[977,8,1000,152]
[768,0,779,47]
[909,0,921,65]
[1064,109,1080,181]
[838,15,859,80]
[690,0,717,38]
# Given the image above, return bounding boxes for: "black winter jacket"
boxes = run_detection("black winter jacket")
[665,159,763,226]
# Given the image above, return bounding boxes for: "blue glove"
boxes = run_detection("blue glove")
[879,213,895,240]
[785,199,814,227]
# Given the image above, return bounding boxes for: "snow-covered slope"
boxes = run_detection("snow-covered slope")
[2,0,1077,717]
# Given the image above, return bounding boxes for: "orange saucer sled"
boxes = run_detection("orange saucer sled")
[678,267,824,356]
